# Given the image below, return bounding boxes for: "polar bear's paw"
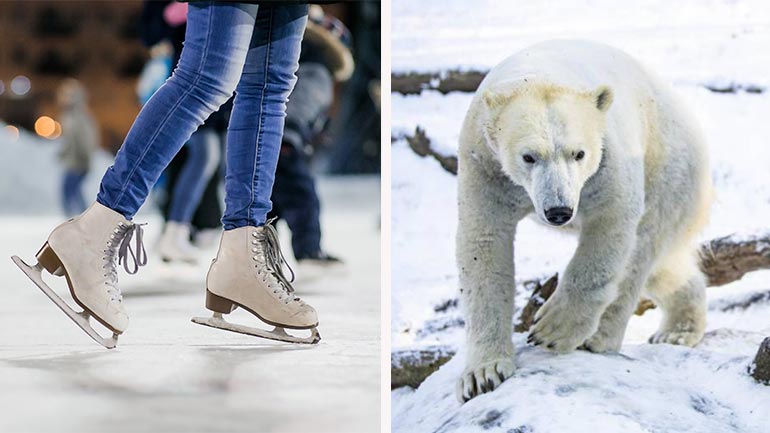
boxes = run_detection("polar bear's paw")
[529,292,601,353]
[456,357,515,403]
[581,329,623,353]
[649,316,705,347]
[648,329,704,347]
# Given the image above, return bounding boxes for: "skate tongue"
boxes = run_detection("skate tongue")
[118,223,148,275]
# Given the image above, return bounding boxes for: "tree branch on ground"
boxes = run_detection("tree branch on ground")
[716,290,770,312]
[401,126,458,175]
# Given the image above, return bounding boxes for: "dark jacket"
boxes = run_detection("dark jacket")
[181,1,349,4]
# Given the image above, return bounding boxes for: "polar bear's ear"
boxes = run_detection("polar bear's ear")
[482,89,512,112]
[481,80,528,111]
[594,86,614,112]
[482,90,508,111]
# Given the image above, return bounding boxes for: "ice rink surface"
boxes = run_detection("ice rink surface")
[0,176,381,433]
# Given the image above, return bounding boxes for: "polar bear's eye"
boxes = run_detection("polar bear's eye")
[575,150,585,161]
[522,154,536,164]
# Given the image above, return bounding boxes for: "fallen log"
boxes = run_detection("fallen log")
[700,233,770,286]
[392,69,766,95]
[392,70,486,95]
[715,290,770,312]
[391,346,456,389]
[514,275,558,332]
[749,337,770,385]
[403,126,457,175]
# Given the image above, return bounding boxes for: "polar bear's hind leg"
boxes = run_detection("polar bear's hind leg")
[645,246,707,347]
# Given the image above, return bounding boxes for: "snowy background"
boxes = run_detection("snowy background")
[391,1,770,432]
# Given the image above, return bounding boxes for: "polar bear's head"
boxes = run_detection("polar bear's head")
[481,79,613,226]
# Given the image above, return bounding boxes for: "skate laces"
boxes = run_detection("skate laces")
[118,223,147,274]
[103,221,148,302]
[253,219,298,304]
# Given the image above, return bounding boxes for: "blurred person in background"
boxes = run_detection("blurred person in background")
[57,79,99,217]
[269,5,353,270]
[324,1,380,174]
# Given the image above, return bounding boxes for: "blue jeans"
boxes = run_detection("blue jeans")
[269,144,322,259]
[97,2,308,229]
[62,170,87,217]
[167,128,221,223]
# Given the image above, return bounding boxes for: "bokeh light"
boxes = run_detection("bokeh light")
[34,116,56,138]
[0,80,5,96]
[49,121,62,140]
[10,75,31,96]
[4,125,19,142]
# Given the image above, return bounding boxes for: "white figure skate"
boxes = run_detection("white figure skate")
[192,221,321,344]
[157,221,199,264]
[11,202,146,349]
[296,250,346,282]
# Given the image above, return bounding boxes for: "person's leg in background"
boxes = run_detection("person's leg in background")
[61,170,87,217]
[269,143,321,256]
[158,126,221,263]
[61,171,75,216]
[161,102,231,251]
[269,143,340,266]
[72,171,87,215]
[190,161,225,248]
[266,58,343,268]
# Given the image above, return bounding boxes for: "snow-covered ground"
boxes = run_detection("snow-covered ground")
[0,133,381,432]
[392,0,770,87]
[391,1,770,432]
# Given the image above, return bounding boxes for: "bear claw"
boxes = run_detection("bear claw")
[456,357,515,403]
[648,329,703,347]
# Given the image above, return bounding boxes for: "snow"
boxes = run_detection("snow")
[394,334,770,433]
[392,0,770,87]
[391,1,770,432]
[0,131,381,433]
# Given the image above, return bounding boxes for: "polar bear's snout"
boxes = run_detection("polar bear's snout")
[527,160,582,227]
[544,207,573,225]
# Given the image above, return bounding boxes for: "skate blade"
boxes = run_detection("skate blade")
[11,255,119,349]
[191,313,321,345]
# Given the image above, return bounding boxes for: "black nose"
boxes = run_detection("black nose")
[545,207,573,225]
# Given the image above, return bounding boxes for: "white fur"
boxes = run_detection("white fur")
[456,40,712,402]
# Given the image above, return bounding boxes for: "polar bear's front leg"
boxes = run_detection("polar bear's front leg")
[530,212,637,353]
[455,158,529,403]
[456,208,520,402]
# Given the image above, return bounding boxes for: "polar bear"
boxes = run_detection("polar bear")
[455,40,712,402]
